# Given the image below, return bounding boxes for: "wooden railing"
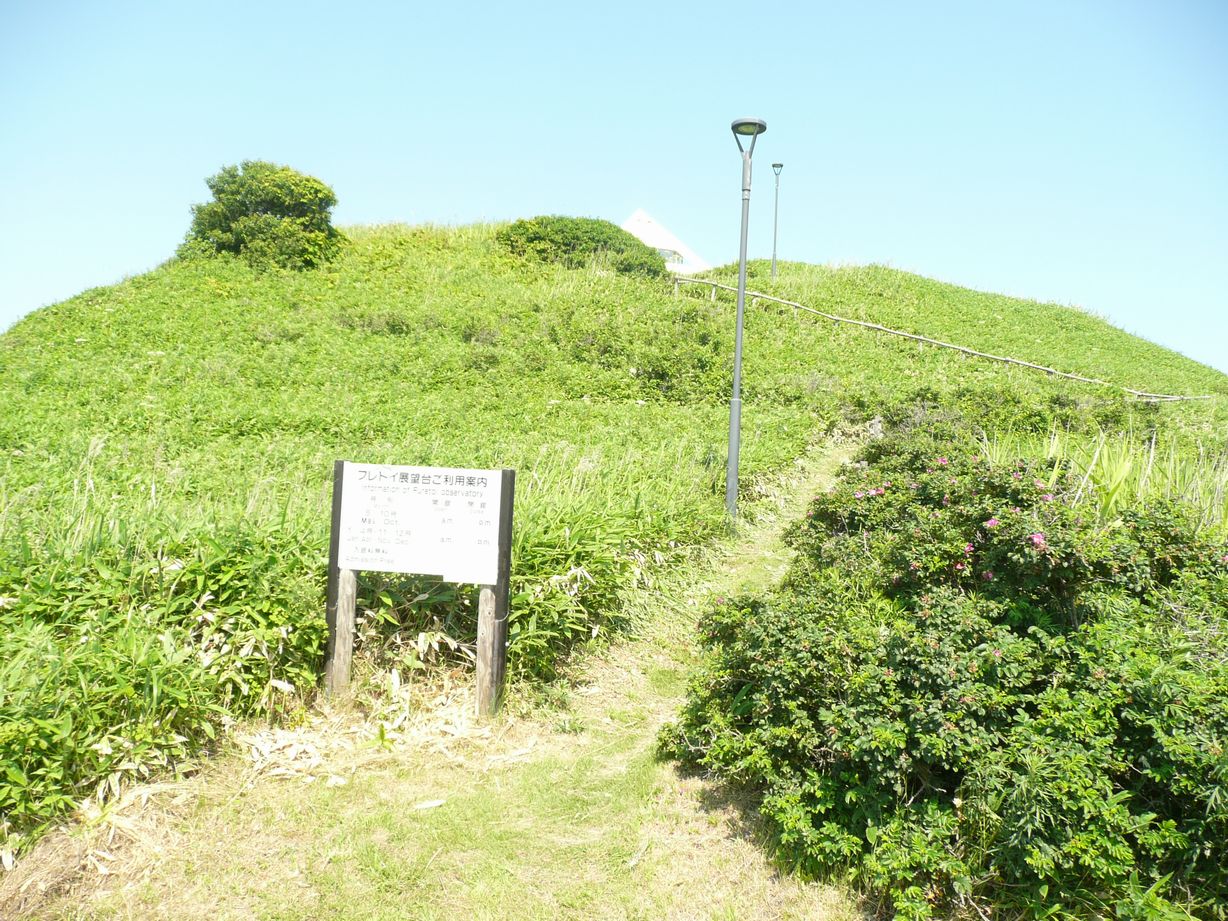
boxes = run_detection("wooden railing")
[673,276,1213,403]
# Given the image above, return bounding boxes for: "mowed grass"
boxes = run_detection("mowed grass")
[2,222,1226,854]
[57,683,850,921]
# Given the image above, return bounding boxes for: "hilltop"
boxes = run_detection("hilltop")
[1,222,1226,861]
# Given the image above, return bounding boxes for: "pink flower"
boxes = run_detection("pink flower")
[1011,506,1021,513]
[1221,554,1228,564]
[1034,479,1046,488]
[909,482,920,490]
[954,562,966,571]
[964,543,975,554]
[854,491,865,499]
[873,487,885,496]
[1030,532,1048,550]
[942,496,951,506]
[1041,493,1054,502]
[982,570,995,581]
[1012,471,1022,480]
[884,481,892,488]
[992,648,1002,658]
[910,561,921,570]
[984,518,1000,529]
[938,457,949,466]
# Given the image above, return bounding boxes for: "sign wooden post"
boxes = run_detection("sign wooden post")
[475,468,515,717]
[325,460,357,696]
[324,461,515,715]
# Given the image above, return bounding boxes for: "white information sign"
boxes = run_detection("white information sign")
[336,463,503,584]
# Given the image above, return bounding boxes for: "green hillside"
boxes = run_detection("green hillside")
[1,222,1225,856]
[759,262,1228,402]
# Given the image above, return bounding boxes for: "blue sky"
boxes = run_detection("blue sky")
[2,0,1225,373]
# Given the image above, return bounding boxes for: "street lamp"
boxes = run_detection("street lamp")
[771,163,783,280]
[726,117,767,521]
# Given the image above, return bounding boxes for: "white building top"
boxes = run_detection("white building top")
[621,209,712,275]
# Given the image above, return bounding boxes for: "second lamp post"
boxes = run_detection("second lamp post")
[726,117,767,521]
[771,162,783,280]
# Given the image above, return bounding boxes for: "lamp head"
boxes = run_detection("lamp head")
[732,118,767,137]
[772,162,783,175]
[731,117,767,155]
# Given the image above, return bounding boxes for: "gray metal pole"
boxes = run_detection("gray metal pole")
[726,151,753,520]
[771,169,781,280]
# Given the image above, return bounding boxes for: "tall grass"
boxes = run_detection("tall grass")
[980,426,1228,536]
[0,405,757,853]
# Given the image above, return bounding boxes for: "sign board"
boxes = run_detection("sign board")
[335,462,503,584]
[325,460,516,714]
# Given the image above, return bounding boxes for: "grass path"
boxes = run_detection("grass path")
[4,441,858,921]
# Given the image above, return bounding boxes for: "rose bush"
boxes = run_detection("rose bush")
[663,418,1228,919]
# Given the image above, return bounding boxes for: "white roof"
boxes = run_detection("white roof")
[621,209,712,275]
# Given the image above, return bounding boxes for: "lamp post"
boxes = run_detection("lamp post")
[771,163,783,280]
[726,117,767,521]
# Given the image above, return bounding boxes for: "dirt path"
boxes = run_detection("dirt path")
[4,441,858,921]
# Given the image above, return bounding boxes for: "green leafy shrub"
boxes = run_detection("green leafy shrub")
[663,418,1228,919]
[0,613,223,849]
[0,522,326,851]
[182,160,342,269]
[495,215,667,277]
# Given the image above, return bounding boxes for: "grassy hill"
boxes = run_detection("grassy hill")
[756,261,1228,402]
[2,222,1225,855]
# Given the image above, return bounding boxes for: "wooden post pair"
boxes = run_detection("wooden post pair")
[323,462,516,718]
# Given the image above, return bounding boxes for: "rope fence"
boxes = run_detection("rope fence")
[673,276,1213,404]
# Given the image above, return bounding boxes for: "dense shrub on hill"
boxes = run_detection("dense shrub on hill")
[182,160,342,269]
[663,417,1228,920]
[495,215,667,277]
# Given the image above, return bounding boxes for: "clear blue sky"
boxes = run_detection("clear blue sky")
[2,0,1225,374]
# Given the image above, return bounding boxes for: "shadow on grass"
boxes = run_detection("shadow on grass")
[662,751,873,918]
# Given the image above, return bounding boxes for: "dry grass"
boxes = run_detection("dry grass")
[0,673,497,919]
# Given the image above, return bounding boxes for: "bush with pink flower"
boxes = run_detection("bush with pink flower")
[666,416,1228,920]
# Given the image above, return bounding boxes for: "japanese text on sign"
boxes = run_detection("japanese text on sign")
[336,463,502,584]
